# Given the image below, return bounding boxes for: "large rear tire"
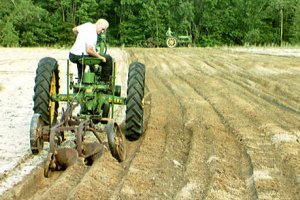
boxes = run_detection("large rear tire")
[33,57,59,126]
[125,62,145,141]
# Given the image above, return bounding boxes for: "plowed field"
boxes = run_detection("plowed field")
[0,47,299,200]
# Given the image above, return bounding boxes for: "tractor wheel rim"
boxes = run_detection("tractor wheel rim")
[49,72,56,125]
[114,124,125,161]
[167,38,176,47]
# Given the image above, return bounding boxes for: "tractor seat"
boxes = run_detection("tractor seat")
[78,57,102,66]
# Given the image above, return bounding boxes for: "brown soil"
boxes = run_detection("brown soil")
[0,47,299,200]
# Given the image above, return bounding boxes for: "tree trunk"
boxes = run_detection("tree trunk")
[280,8,283,46]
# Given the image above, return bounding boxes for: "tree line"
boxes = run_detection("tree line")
[1,0,300,47]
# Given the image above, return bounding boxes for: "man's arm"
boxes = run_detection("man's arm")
[86,44,106,62]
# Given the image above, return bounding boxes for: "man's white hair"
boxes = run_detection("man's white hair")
[96,19,109,29]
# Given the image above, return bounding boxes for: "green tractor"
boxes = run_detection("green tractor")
[165,27,192,48]
[29,33,145,177]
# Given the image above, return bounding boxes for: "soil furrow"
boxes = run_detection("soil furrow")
[113,51,189,198]
[166,53,258,199]
[172,50,299,199]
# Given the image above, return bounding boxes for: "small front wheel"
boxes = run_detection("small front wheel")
[30,113,44,154]
[106,121,126,162]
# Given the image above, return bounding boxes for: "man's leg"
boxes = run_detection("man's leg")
[100,54,112,82]
[69,53,85,82]
[77,63,85,82]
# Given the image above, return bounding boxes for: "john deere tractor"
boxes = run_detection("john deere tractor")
[165,27,192,48]
[29,33,145,177]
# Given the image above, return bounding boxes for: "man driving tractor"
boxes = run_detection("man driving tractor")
[69,18,112,82]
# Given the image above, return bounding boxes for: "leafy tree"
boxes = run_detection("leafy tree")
[266,0,298,45]
[242,1,268,45]
[174,0,194,35]
[1,22,19,47]
[118,0,144,46]
[76,0,98,23]
[140,0,165,47]
[98,0,122,45]
[292,0,300,44]
[0,0,44,46]
[0,0,17,46]
[199,0,244,46]
[1,0,300,47]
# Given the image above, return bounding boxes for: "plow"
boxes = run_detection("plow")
[29,36,145,177]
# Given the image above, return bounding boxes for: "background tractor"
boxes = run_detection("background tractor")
[29,33,145,177]
[165,28,192,48]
